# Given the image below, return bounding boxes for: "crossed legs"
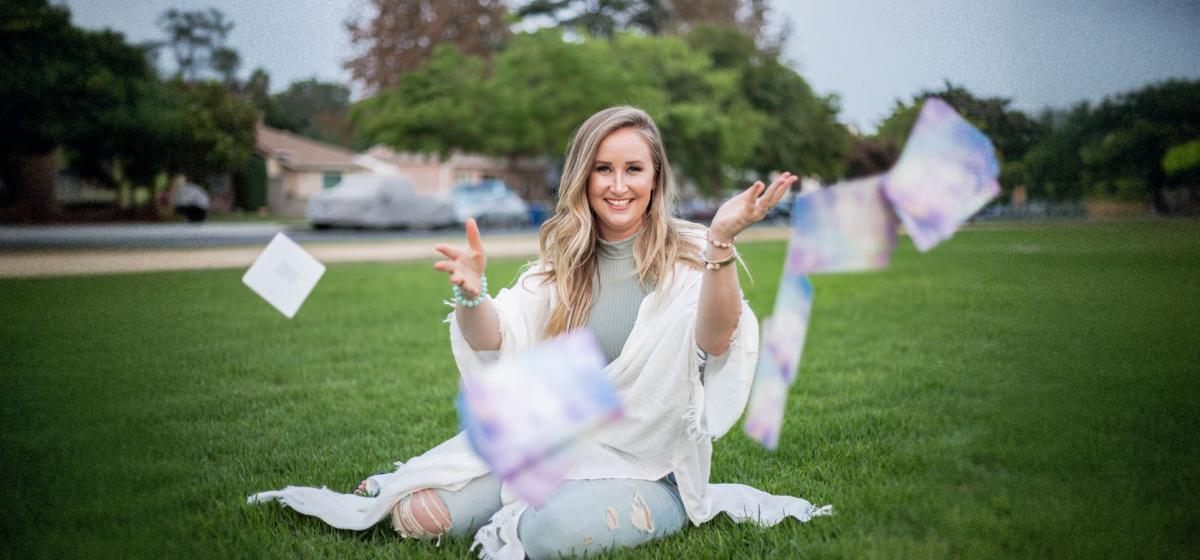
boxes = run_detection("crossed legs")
[385,474,686,558]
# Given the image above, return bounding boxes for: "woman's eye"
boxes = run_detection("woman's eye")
[628,166,642,173]
[595,165,611,173]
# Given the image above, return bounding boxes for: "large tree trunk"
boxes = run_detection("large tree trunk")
[1,150,60,223]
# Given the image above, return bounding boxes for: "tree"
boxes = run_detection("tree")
[351,26,842,196]
[346,0,509,92]
[516,0,664,37]
[610,31,765,193]
[352,45,493,156]
[265,79,357,148]
[1,1,260,222]
[209,46,241,89]
[875,82,1040,198]
[485,29,666,158]
[842,136,900,179]
[877,82,1038,164]
[515,0,782,47]
[1077,80,1200,212]
[1163,139,1200,179]
[156,8,235,82]
[1,0,162,220]
[1018,104,1094,201]
[164,80,258,182]
[684,24,848,181]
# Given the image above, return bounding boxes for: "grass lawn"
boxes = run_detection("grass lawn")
[2,220,1198,559]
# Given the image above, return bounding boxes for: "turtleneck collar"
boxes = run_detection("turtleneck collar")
[597,229,641,260]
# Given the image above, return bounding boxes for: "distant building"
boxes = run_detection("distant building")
[255,124,368,217]
[364,146,556,201]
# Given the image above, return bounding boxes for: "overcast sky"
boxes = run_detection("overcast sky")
[62,0,1200,132]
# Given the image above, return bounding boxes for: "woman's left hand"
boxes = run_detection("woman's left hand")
[708,172,798,243]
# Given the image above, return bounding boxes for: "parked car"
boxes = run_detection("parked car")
[675,198,720,223]
[764,197,792,223]
[307,175,456,230]
[453,179,530,229]
[173,181,210,223]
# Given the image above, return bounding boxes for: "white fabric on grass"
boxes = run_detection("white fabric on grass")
[249,252,830,558]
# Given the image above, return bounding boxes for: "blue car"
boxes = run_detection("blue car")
[453,179,530,229]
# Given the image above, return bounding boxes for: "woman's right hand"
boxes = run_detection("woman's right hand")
[434,218,488,298]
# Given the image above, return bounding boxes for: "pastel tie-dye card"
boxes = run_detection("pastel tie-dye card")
[456,330,622,506]
[882,97,1001,251]
[746,99,1002,450]
[785,175,898,274]
[744,274,814,450]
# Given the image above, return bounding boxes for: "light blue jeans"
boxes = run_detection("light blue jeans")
[436,473,687,559]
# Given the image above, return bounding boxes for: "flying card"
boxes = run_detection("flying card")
[746,100,1001,450]
[242,233,326,319]
[786,175,898,275]
[744,274,814,450]
[457,330,622,506]
[883,97,1001,251]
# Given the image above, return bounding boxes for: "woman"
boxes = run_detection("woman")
[250,106,828,558]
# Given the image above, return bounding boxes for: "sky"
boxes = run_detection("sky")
[62,0,1200,132]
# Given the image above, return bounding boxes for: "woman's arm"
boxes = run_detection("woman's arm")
[696,172,797,355]
[434,219,502,351]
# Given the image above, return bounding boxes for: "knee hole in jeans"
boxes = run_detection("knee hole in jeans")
[392,488,452,539]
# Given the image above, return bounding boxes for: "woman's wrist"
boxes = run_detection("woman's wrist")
[452,274,489,307]
[707,224,738,248]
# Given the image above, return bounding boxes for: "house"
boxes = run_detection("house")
[255,124,368,217]
[364,146,556,201]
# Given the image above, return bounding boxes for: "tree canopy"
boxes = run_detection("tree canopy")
[351,25,845,195]
[1,1,258,220]
[345,0,510,92]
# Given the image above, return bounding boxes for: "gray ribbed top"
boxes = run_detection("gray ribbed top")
[585,232,653,363]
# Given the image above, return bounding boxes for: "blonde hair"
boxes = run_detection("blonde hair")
[535,106,704,337]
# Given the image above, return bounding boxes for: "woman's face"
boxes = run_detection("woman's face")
[587,127,655,241]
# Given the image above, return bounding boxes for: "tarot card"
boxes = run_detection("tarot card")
[241,233,325,319]
[745,274,814,450]
[786,175,898,275]
[457,330,622,506]
[882,97,1001,251]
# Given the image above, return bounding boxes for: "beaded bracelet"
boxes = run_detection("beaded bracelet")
[706,229,735,249]
[702,247,738,271]
[452,275,488,307]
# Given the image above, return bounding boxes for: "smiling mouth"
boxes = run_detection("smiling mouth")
[605,199,633,209]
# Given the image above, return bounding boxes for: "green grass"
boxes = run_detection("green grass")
[2,220,1198,559]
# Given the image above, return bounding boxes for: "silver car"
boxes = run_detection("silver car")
[307,175,457,230]
[453,180,530,229]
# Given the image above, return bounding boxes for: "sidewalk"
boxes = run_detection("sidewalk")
[0,226,793,278]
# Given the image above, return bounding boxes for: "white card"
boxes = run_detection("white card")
[242,233,325,319]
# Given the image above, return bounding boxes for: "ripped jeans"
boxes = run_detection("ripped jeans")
[426,473,687,559]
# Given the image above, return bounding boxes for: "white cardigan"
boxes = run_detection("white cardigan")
[250,260,830,559]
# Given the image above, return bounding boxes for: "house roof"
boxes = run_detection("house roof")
[255,124,365,172]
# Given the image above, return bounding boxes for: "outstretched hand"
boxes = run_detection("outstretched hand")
[434,218,488,298]
[709,172,798,242]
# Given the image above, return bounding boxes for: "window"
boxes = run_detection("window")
[322,171,342,189]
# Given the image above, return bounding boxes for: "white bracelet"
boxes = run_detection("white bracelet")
[702,247,738,271]
[706,229,735,249]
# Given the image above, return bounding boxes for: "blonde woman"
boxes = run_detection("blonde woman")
[251,106,828,558]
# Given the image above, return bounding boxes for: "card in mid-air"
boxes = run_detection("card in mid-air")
[785,175,898,275]
[457,330,622,506]
[242,233,325,319]
[882,97,1001,251]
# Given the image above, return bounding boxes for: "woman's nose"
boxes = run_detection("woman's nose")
[611,173,629,193]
